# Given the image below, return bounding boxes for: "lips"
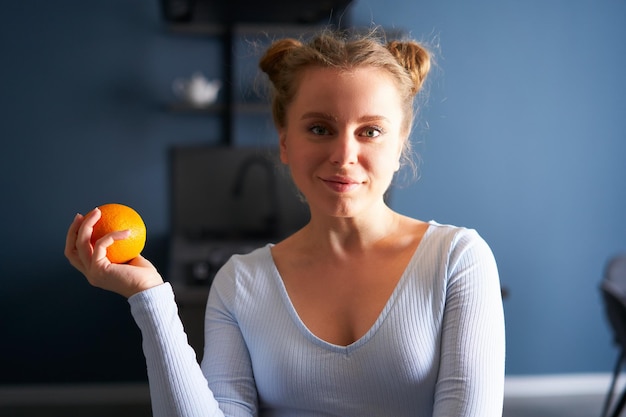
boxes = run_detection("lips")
[320,175,362,193]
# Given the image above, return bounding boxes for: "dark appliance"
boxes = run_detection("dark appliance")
[168,145,309,287]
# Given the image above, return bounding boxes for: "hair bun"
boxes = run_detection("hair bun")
[386,40,431,94]
[259,38,303,84]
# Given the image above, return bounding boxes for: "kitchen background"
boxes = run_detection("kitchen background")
[0,0,625,386]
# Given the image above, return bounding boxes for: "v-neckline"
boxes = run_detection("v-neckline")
[267,223,434,353]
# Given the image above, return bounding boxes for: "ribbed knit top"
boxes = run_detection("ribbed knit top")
[130,221,505,417]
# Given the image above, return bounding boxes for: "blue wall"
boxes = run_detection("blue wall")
[0,0,624,384]
[350,0,626,375]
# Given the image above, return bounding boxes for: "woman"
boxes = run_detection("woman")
[65,29,505,416]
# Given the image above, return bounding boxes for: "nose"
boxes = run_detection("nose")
[329,133,359,166]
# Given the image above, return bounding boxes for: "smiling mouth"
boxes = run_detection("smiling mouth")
[321,176,361,193]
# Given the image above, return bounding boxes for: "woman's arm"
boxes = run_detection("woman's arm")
[200,260,259,416]
[130,283,226,417]
[67,209,228,415]
[433,230,506,417]
[130,261,259,417]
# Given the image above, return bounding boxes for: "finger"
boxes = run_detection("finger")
[91,230,131,267]
[64,213,83,261]
[127,256,160,274]
[75,208,101,267]
[128,255,152,268]
[65,213,90,274]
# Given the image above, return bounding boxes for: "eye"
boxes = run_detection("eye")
[309,124,331,136]
[361,126,384,138]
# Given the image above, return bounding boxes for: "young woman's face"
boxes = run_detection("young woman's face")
[279,66,407,219]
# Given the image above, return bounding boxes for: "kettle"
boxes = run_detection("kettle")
[172,72,221,107]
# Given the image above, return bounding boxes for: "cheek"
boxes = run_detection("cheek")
[367,152,402,180]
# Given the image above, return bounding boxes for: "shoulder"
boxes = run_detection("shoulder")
[209,244,277,304]
[207,244,289,330]
[426,222,500,295]
[419,221,497,276]
[424,221,492,253]
[223,244,274,272]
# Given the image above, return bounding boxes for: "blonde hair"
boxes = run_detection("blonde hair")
[258,28,431,179]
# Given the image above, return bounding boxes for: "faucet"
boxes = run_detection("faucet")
[231,154,279,238]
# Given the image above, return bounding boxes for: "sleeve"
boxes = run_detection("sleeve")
[200,258,259,417]
[433,229,506,417]
[129,282,225,417]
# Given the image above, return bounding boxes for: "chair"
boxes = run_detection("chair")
[600,254,626,417]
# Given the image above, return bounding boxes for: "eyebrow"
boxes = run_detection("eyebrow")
[301,112,337,121]
[301,112,390,124]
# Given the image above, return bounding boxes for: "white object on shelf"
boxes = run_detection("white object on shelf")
[172,72,221,107]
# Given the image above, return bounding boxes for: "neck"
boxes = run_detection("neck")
[303,205,401,257]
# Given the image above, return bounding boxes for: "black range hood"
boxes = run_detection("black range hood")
[161,0,353,25]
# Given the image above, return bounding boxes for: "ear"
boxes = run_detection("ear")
[279,130,289,164]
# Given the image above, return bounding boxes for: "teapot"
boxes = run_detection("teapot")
[172,72,221,107]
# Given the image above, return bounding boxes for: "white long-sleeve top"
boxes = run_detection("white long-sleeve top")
[129,221,505,417]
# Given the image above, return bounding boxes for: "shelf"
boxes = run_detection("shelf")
[167,102,225,113]
[235,102,271,113]
[167,23,227,36]
[167,22,324,37]
[166,102,270,114]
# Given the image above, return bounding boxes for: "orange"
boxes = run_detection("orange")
[90,203,146,264]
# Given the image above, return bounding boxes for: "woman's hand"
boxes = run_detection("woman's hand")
[64,208,164,298]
